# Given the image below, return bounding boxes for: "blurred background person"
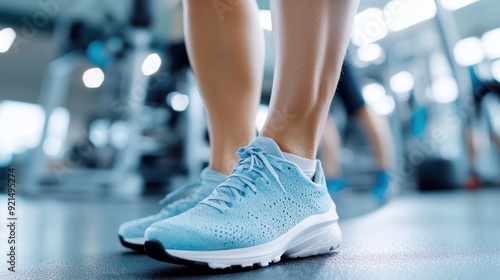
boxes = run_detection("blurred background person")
[320,60,396,200]
[464,65,500,190]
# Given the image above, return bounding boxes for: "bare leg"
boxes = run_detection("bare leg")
[464,127,476,170]
[320,116,343,178]
[494,134,500,151]
[183,0,264,174]
[355,106,395,171]
[464,126,482,190]
[260,0,359,159]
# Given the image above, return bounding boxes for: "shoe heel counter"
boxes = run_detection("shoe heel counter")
[313,160,327,186]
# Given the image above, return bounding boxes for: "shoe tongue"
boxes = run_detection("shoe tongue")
[249,137,284,159]
[206,137,284,208]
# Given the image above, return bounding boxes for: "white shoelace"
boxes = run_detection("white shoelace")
[201,147,286,212]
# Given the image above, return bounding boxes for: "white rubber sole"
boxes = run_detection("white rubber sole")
[123,237,145,245]
[165,205,341,269]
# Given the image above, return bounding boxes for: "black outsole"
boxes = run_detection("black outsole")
[144,240,338,270]
[119,235,145,252]
[145,240,210,267]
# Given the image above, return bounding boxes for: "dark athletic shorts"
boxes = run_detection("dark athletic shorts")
[334,61,366,116]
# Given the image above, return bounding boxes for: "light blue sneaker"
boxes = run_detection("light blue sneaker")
[144,137,341,268]
[118,168,225,251]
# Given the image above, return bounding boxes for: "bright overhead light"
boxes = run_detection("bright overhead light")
[82,68,105,88]
[168,92,190,112]
[432,76,459,104]
[362,83,386,105]
[482,28,500,60]
[258,10,272,31]
[453,37,485,66]
[363,83,396,115]
[352,8,388,46]
[440,0,479,11]
[141,53,162,76]
[492,60,500,82]
[357,43,384,63]
[0,28,16,53]
[372,95,396,116]
[390,71,415,94]
[386,0,436,32]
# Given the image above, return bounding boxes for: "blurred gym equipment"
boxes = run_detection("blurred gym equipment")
[20,0,211,195]
[23,1,156,194]
[1,0,500,278]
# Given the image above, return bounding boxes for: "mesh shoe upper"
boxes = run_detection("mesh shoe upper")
[118,168,224,239]
[145,137,336,251]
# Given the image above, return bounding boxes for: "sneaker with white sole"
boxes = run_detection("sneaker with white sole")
[118,167,225,251]
[144,137,342,268]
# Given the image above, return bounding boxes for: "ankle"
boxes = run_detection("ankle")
[259,132,317,160]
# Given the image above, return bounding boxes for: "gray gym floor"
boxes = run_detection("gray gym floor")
[1,188,500,279]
